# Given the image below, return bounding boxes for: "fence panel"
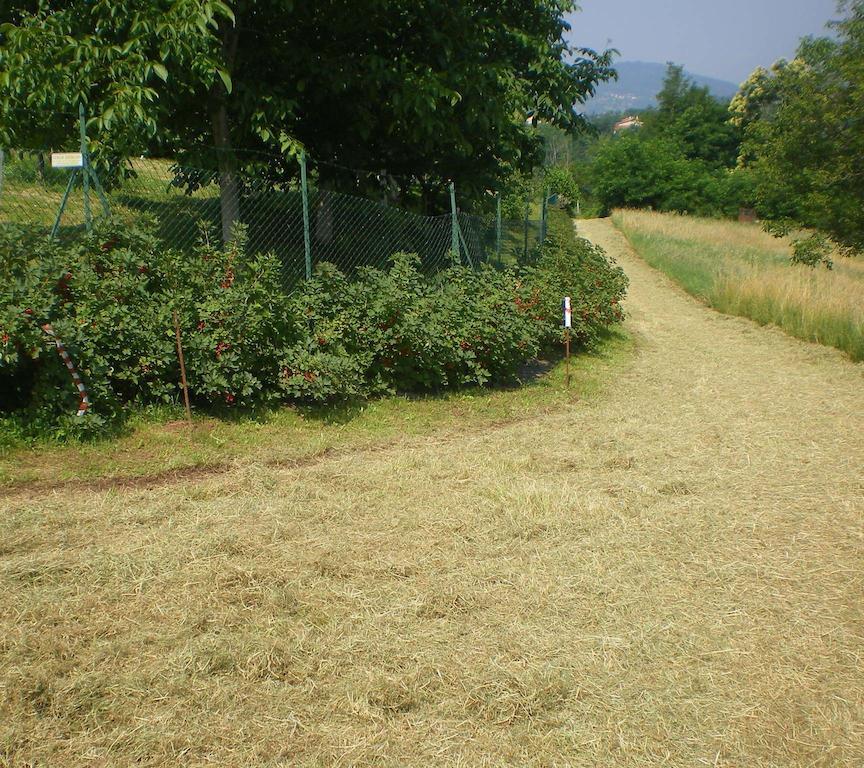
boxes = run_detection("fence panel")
[0,149,548,287]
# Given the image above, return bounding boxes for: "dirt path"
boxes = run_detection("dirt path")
[2,219,862,766]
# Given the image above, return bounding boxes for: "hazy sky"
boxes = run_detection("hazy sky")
[566,0,840,84]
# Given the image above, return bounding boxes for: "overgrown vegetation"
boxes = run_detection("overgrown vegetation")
[579,2,864,271]
[0,210,627,439]
[587,64,748,218]
[730,1,864,261]
[613,209,864,361]
[0,0,614,220]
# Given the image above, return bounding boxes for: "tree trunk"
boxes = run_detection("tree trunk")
[211,103,240,243]
[315,196,334,246]
[209,20,240,244]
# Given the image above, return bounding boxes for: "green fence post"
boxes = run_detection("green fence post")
[300,151,312,281]
[523,200,529,260]
[79,103,92,231]
[50,170,79,239]
[0,148,5,200]
[449,182,459,261]
[495,191,502,261]
[540,188,549,245]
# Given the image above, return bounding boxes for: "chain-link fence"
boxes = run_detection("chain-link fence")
[0,147,548,287]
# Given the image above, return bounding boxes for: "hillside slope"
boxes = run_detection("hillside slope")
[585,60,739,114]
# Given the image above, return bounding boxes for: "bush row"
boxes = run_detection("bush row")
[0,212,627,434]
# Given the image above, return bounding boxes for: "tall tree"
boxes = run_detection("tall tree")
[0,0,614,235]
[731,1,864,258]
[646,63,739,168]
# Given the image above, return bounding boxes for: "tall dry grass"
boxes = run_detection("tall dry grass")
[613,209,864,361]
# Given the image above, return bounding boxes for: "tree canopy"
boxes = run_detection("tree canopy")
[731,1,864,258]
[587,63,745,216]
[0,0,615,213]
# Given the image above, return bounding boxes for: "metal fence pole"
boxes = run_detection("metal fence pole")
[541,187,549,245]
[300,151,312,281]
[449,182,459,261]
[523,200,529,260]
[50,169,78,239]
[79,104,92,231]
[495,191,502,261]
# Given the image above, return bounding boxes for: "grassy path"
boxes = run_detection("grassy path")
[1,219,863,766]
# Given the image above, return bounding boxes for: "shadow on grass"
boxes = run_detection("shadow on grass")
[1,326,634,454]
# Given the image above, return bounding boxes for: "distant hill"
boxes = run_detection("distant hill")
[584,61,740,115]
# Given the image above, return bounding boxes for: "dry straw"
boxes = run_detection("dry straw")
[1,218,862,766]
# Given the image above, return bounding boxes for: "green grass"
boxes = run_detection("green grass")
[0,329,633,489]
[613,210,864,362]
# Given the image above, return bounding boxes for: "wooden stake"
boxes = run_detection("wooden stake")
[173,309,192,425]
[565,329,571,388]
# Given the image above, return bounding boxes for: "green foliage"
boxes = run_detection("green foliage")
[543,166,581,213]
[790,233,834,270]
[0,219,294,429]
[650,63,740,168]
[732,2,864,256]
[0,1,615,208]
[588,63,744,218]
[524,212,628,348]
[279,211,627,401]
[1,212,627,433]
[591,133,718,215]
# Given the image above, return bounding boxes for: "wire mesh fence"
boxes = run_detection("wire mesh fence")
[0,147,548,287]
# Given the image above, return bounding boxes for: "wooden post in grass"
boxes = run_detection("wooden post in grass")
[563,296,572,388]
[565,329,571,388]
[173,310,193,425]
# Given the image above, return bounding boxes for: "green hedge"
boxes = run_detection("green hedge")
[0,212,627,435]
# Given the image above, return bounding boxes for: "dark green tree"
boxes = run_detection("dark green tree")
[0,0,615,236]
[645,63,739,168]
[588,63,742,216]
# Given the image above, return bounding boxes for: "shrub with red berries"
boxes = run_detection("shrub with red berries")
[1,208,626,431]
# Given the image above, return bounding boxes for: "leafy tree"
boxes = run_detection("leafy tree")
[587,62,744,217]
[645,63,740,168]
[591,132,714,214]
[0,1,615,237]
[732,2,864,258]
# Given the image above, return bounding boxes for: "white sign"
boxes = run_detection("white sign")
[51,152,83,169]
[562,296,572,329]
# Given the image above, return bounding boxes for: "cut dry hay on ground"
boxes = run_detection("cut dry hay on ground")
[1,218,862,766]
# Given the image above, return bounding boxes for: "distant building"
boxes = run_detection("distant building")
[613,115,643,133]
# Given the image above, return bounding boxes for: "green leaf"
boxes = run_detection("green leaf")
[216,68,232,94]
[152,62,168,82]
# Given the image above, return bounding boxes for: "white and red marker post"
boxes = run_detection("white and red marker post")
[562,296,572,387]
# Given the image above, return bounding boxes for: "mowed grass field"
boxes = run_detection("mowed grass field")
[3,215,864,766]
[612,209,864,361]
